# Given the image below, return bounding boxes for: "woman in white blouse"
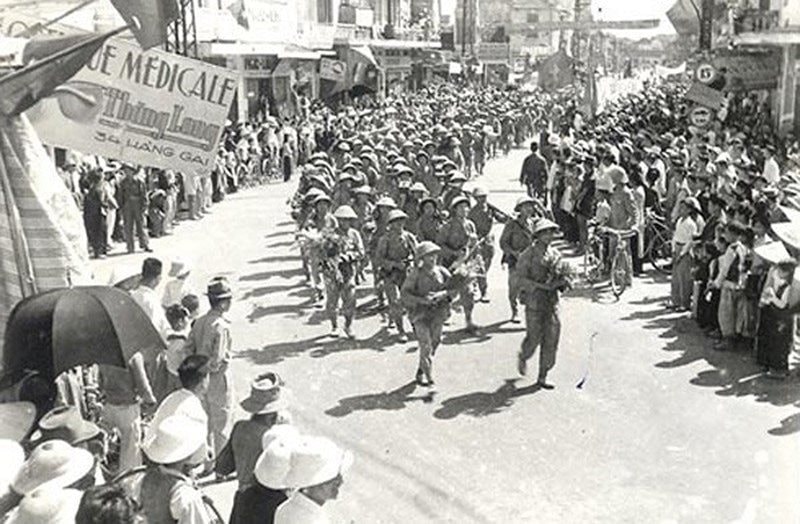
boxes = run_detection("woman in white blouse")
[671,197,702,311]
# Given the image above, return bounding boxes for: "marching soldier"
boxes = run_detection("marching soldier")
[369,196,398,311]
[401,241,457,386]
[467,187,496,303]
[375,209,418,341]
[499,196,537,323]
[324,205,365,339]
[440,172,468,210]
[403,182,428,232]
[352,185,375,283]
[416,197,441,243]
[436,196,479,333]
[301,194,338,302]
[516,219,567,389]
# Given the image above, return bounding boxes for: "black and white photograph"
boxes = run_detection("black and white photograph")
[0,0,798,522]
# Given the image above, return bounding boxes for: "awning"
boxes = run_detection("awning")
[733,29,800,46]
[368,39,441,50]
[201,42,322,59]
[281,44,322,60]
[202,41,284,56]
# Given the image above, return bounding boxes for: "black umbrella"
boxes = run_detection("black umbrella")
[3,286,166,380]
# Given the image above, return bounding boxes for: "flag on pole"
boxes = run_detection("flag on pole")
[0,114,90,365]
[666,0,700,36]
[228,0,250,30]
[0,29,122,117]
[538,49,574,92]
[109,0,180,50]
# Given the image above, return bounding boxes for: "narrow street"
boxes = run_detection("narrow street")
[93,148,800,523]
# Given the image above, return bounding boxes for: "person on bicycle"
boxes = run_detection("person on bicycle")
[605,166,639,285]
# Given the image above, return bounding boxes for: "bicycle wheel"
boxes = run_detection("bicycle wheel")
[610,249,629,298]
[583,249,595,284]
[647,231,671,274]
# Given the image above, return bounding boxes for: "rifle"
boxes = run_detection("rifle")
[448,236,489,278]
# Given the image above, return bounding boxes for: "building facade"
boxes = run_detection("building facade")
[731,0,800,134]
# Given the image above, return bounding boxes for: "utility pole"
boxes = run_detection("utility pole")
[571,0,582,62]
[699,0,714,51]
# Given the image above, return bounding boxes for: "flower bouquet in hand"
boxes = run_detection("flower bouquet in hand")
[552,260,576,292]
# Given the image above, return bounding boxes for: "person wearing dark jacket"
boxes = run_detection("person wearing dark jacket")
[520,141,548,199]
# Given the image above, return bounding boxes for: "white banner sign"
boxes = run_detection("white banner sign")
[25,38,239,174]
[319,58,346,81]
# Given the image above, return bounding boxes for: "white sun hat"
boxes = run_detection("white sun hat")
[12,440,93,496]
[142,414,206,465]
[283,436,353,489]
[0,439,25,497]
[260,424,301,451]
[254,429,299,490]
[5,487,82,524]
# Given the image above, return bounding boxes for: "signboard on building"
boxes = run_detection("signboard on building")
[685,82,725,110]
[25,38,240,174]
[475,43,510,64]
[201,0,299,45]
[711,48,781,91]
[319,58,346,81]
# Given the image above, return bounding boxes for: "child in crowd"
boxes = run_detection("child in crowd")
[737,227,759,346]
[181,293,201,324]
[712,222,748,350]
[694,242,719,329]
[756,261,797,379]
[162,258,193,308]
[152,304,191,402]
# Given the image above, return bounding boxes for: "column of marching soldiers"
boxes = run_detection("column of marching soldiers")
[292,132,562,388]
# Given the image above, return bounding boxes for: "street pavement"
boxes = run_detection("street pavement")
[92,148,800,523]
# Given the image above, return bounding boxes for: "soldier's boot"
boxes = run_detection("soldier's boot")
[464,311,479,334]
[395,316,409,342]
[478,279,489,303]
[343,317,355,340]
[329,319,340,338]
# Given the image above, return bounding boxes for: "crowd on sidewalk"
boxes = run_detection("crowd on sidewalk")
[2,75,800,524]
[1,256,352,524]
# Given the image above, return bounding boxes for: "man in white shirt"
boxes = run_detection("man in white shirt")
[183,171,199,220]
[762,144,780,185]
[131,257,170,341]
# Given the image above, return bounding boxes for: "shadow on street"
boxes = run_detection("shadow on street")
[433,379,541,419]
[625,303,800,436]
[325,381,436,417]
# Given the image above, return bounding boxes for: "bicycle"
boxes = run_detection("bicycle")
[606,228,636,298]
[643,209,672,274]
[583,225,635,298]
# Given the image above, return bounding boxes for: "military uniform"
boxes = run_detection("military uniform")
[499,216,535,318]
[375,229,418,335]
[467,202,495,300]
[436,216,478,324]
[401,265,452,384]
[185,308,234,457]
[516,241,562,383]
[302,210,338,298]
[322,226,364,331]
[119,172,150,253]
[416,213,441,243]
